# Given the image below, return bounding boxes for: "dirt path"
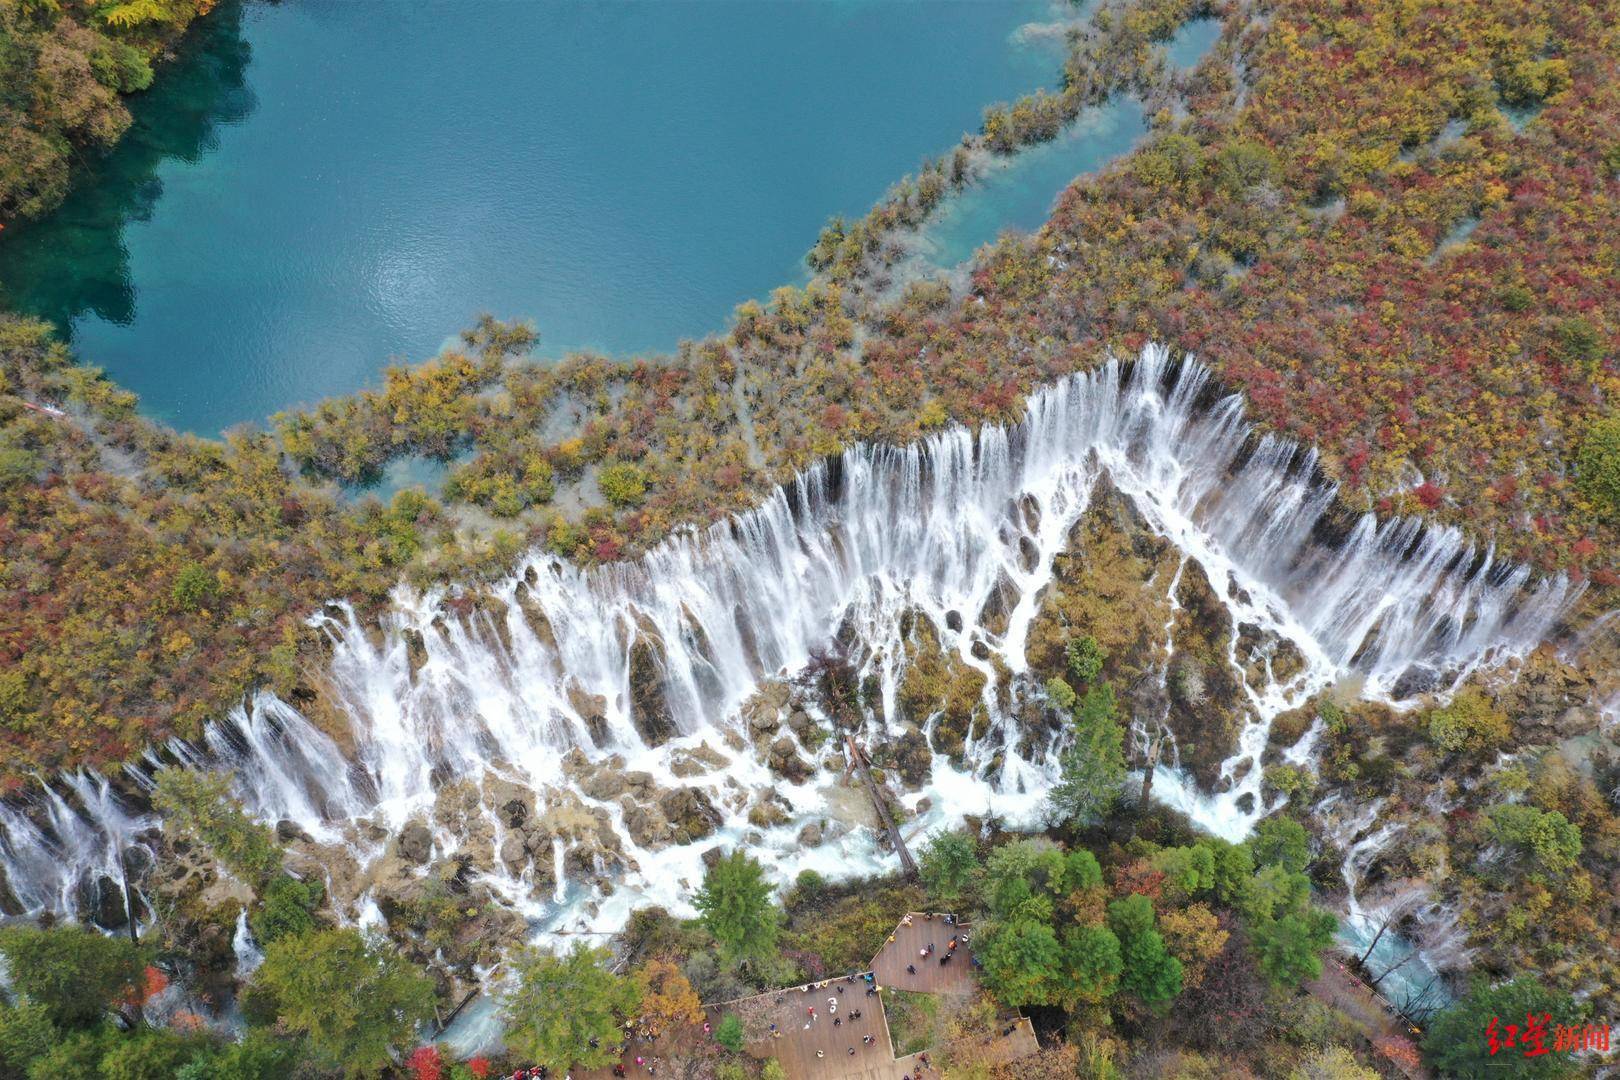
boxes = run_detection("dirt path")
[1306,960,1430,1080]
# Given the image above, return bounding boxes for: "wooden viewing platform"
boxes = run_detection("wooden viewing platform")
[714,913,1036,1080]
[572,914,1037,1080]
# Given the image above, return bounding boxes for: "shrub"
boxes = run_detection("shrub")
[250,874,323,945]
[1065,635,1105,684]
[1044,676,1078,712]
[1425,688,1511,754]
[170,563,220,612]
[597,461,649,506]
[1575,416,1620,523]
[1486,804,1583,874]
[715,1013,745,1052]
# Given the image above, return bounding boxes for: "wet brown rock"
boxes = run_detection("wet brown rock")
[485,775,534,830]
[396,820,434,865]
[620,798,669,848]
[898,615,984,762]
[658,787,723,845]
[669,742,729,778]
[628,633,677,746]
[767,736,814,783]
[741,680,791,743]
[567,684,611,745]
[1024,480,1178,690]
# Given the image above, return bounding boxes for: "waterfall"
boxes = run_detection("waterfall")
[0,346,1575,933]
[1322,794,1456,1017]
[232,910,265,978]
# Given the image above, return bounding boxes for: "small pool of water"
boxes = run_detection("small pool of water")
[1165,16,1221,70]
[912,96,1147,268]
[0,0,1071,434]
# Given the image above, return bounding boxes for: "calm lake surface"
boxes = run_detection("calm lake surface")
[0,0,1096,433]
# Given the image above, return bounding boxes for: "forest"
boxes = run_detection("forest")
[0,0,213,223]
[0,0,1618,1076]
[5,769,1574,1080]
[1,0,1616,779]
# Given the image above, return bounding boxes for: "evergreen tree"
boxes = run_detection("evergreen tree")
[1249,909,1337,987]
[1248,816,1311,874]
[251,927,434,1077]
[502,943,642,1073]
[1423,976,1582,1078]
[1047,683,1126,827]
[1063,924,1123,1002]
[1107,895,1182,1009]
[978,918,1067,1006]
[0,998,55,1078]
[918,830,980,906]
[0,925,146,1029]
[152,767,283,887]
[693,851,781,967]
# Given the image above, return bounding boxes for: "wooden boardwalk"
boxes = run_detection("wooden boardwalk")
[568,914,1037,1080]
[708,913,1037,1080]
[871,912,975,995]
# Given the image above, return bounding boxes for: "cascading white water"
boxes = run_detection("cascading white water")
[232,909,265,978]
[1320,793,1457,1017]
[0,346,1575,937]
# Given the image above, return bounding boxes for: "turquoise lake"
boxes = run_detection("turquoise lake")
[0,0,1153,434]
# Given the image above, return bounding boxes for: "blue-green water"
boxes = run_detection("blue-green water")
[0,0,1075,433]
[1166,16,1220,70]
[917,96,1145,267]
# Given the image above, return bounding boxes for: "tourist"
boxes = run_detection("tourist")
[848,1046,856,1056]
[906,963,916,975]
[816,1051,824,1059]
[834,1016,842,1027]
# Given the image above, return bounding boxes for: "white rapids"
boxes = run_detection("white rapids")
[0,346,1576,943]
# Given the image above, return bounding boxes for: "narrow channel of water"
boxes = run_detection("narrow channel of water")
[910,96,1147,269]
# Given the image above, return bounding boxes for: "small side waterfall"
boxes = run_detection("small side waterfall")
[232,910,264,978]
[1322,794,1456,1017]
[0,347,1575,938]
